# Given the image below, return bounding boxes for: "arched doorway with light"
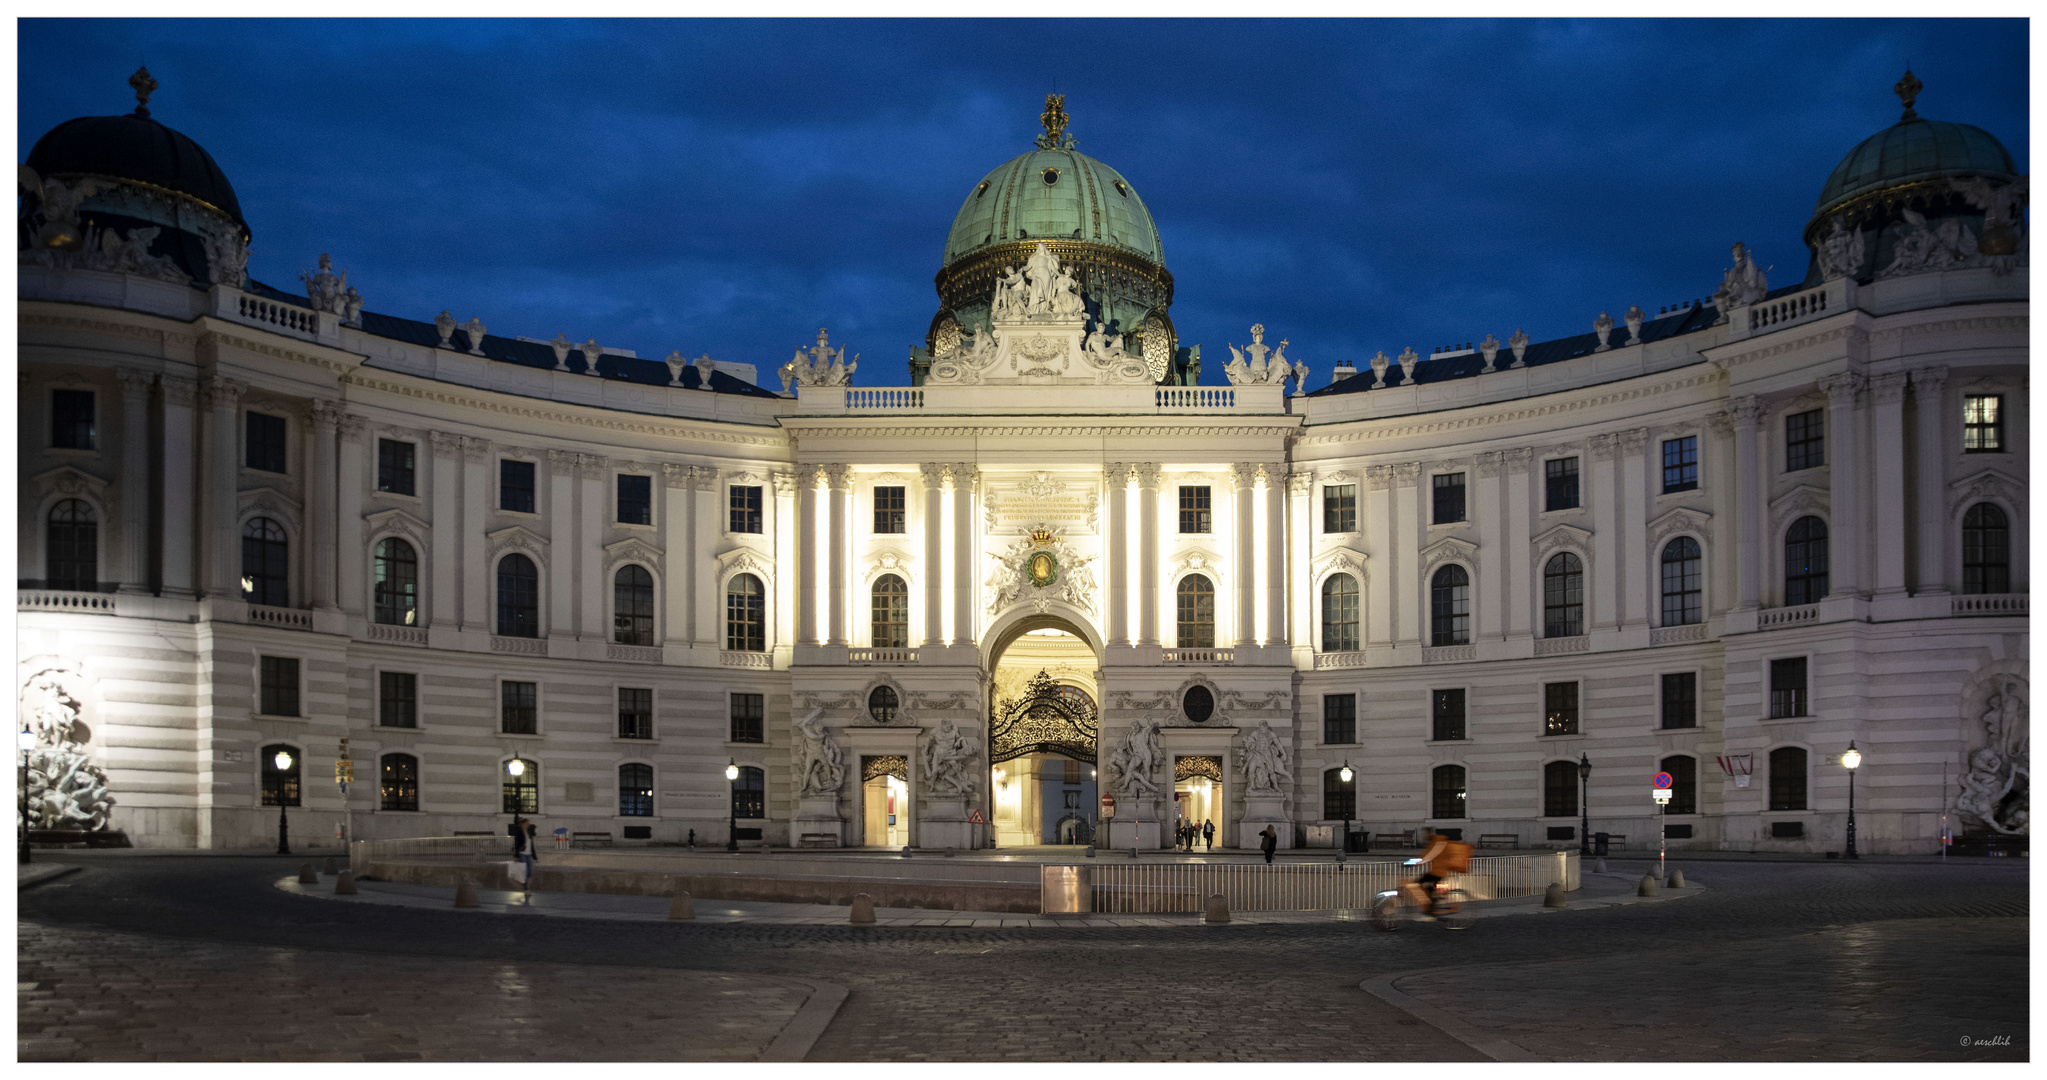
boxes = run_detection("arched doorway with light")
[985,620,1100,848]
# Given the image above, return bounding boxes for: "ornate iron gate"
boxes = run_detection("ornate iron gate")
[989,670,1099,765]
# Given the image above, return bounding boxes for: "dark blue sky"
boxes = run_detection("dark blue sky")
[19,19,2028,387]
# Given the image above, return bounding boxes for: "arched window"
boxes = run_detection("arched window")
[871,574,909,648]
[725,574,765,652]
[241,517,289,607]
[496,554,540,638]
[732,765,765,819]
[618,763,654,817]
[1430,764,1467,820]
[1176,575,1215,649]
[1321,573,1359,652]
[379,753,418,812]
[373,538,418,626]
[1323,766,1356,821]
[1768,747,1807,812]
[1660,537,1703,626]
[502,758,538,814]
[1430,565,1470,647]
[1659,755,1697,816]
[1543,760,1579,818]
[613,564,655,646]
[46,499,98,592]
[1542,553,1584,638]
[1784,517,1829,606]
[1962,503,2011,595]
[260,744,301,807]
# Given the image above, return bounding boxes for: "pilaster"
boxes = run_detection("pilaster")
[1475,451,1504,641]
[431,433,465,631]
[546,449,577,639]
[459,436,490,630]
[1729,397,1764,611]
[335,415,367,617]
[308,401,342,611]
[921,463,948,647]
[1231,462,1259,649]
[949,462,979,648]
[115,369,152,593]
[1910,367,1950,595]
[1135,463,1160,647]
[1618,428,1649,629]
[1869,372,1910,596]
[158,375,198,597]
[1820,373,1865,596]
[826,463,852,646]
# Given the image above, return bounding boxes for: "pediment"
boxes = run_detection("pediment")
[1768,484,1830,532]
[1949,468,2026,514]
[237,485,301,522]
[604,536,664,564]
[1646,506,1713,547]
[717,545,775,583]
[29,465,109,500]
[486,524,550,559]
[1313,546,1369,583]
[1419,535,1479,572]
[364,507,432,544]
[1171,548,1226,579]
[1530,522,1593,558]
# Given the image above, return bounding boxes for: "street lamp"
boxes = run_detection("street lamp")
[1338,762,1354,862]
[1578,753,1592,856]
[20,723,38,865]
[725,759,741,852]
[1841,741,1862,860]
[273,749,294,855]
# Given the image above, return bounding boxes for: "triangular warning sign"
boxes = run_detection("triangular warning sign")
[967,809,985,824]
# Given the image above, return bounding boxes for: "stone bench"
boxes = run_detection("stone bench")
[571,831,614,846]
[1478,834,1519,849]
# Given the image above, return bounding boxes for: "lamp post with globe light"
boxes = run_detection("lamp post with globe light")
[1842,741,1862,859]
[273,749,294,855]
[19,723,37,865]
[725,759,741,852]
[1578,753,1593,856]
[1337,762,1355,862]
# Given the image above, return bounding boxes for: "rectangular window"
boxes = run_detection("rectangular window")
[501,681,538,735]
[1178,486,1211,534]
[1785,409,1825,471]
[1544,457,1579,511]
[246,411,288,473]
[1662,436,1699,493]
[1662,756,1698,816]
[378,671,417,729]
[1323,484,1357,533]
[377,439,416,495]
[1769,658,1808,719]
[618,687,653,740]
[1544,681,1580,736]
[259,656,300,717]
[1660,672,1697,730]
[500,459,536,513]
[617,474,652,525]
[1323,694,1357,745]
[51,389,96,450]
[873,486,906,534]
[1963,394,2004,452]
[729,485,763,533]
[1432,473,1466,524]
[729,692,764,743]
[1431,688,1466,742]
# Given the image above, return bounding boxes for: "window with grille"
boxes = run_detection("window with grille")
[496,554,539,637]
[1661,436,1698,493]
[1769,657,1808,719]
[1323,484,1356,533]
[1431,764,1466,819]
[617,474,652,525]
[1432,473,1466,524]
[374,538,418,626]
[1323,693,1356,745]
[1323,767,1356,820]
[729,693,764,743]
[1430,565,1470,646]
[503,758,538,814]
[873,486,906,533]
[259,656,299,717]
[241,517,289,607]
[261,744,301,807]
[1785,409,1824,471]
[1178,486,1211,533]
[1321,573,1359,652]
[45,499,97,592]
[1660,672,1697,729]
[245,411,288,473]
[501,681,538,735]
[1660,537,1703,625]
[52,389,96,450]
[1176,575,1215,648]
[380,753,418,811]
[613,565,655,645]
[729,485,763,533]
[871,574,909,647]
[1784,517,1829,605]
[379,671,417,729]
[1544,681,1579,736]
[1543,760,1578,817]
[499,459,536,513]
[1543,552,1584,638]
[377,439,415,495]
[1963,394,2003,452]
[1544,457,1579,511]
[1768,747,1807,811]
[618,687,653,739]
[1660,755,1697,815]
[868,686,899,723]
[1962,504,2011,594]
[618,763,654,817]
[1431,688,1466,742]
[732,765,765,819]
[726,574,766,652]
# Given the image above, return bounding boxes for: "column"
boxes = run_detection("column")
[335,416,367,615]
[771,471,797,652]
[116,370,152,593]
[460,437,490,628]
[431,434,465,629]
[1820,373,1864,596]
[309,402,341,611]
[1869,373,1910,595]
[1231,463,1258,649]
[546,450,577,638]
[661,465,693,645]
[826,464,851,646]
[1911,367,1950,595]
[204,377,244,599]
[1619,429,1649,627]
[1364,466,1393,646]
[159,375,198,598]
[1730,397,1764,610]
[1263,465,1287,647]
[798,465,821,646]
[1104,464,1130,646]
[1286,471,1313,650]
[921,464,948,647]
[1586,435,1619,631]
[1504,449,1534,638]
[1391,463,1420,644]
[578,455,607,640]
[950,463,979,647]
[1475,452,1505,640]
[1135,463,1160,646]
[694,469,721,648]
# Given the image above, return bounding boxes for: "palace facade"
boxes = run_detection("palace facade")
[17,73,2028,853]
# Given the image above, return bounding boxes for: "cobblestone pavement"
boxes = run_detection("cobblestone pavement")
[16,854,2029,1061]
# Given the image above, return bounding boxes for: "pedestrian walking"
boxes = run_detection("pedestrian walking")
[1203,819,1215,851]
[508,815,537,893]
[1260,824,1277,864]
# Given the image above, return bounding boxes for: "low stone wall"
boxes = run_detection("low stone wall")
[355,858,1041,913]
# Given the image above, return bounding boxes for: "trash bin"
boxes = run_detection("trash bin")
[1346,830,1370,853]
[1594,831,1611,857]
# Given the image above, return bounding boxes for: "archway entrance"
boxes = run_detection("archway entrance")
[987,625,1099,847]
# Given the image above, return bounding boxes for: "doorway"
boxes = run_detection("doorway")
[1174,755,1223,847]
[987,625,1100,847]
[861,756,909,848]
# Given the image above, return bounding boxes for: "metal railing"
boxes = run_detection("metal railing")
[1073,851,1577,914]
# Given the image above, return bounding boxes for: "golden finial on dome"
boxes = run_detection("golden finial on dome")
[1894,68,1922,122]
[129,65,157,119]
[1036,93,1071,150]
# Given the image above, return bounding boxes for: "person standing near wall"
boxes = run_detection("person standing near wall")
[1260,825,1277,864]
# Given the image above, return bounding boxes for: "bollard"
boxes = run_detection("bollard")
[1204,893,1231,924]
[900,849,913,859]
[1130,846,1140,859]
[298,862,318,884]
[1666,870,1686,889]
[323,857,337,876]
[1596,858,1607,875]
[1637,873,1660,897]
[944,848,956,858]
[849,893,876,924]
[1085,845,1096,858]
[454,879,479,908]
[334,870,357,895]
[1544,881,1567,908]
[668,891,695,921]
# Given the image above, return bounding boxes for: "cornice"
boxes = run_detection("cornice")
[779,423,1302,439]
[343,370,790,450]
[1296,367,1723,447]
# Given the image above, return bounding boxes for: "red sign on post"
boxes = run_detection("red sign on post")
[967,809,985,825]
[1100,793,1117,819]
[1653,771,1674,789]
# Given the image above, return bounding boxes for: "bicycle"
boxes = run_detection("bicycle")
[1369,860,1472,931]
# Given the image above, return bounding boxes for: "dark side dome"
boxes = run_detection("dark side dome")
[1811,70,2017,223]
[26,67,245,228]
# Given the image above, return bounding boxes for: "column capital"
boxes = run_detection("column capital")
[201,376,245,410]
[311,399,345,431]
[1230,462,1261,488]
[431,431,466,456]
[576,453,610,478]
[1819,371,1867,407]
[771,470,798,497]
[160,374,199,408]
[920,462,949,488]
[1911,365,1948,398]
[1617,428,1649,454]
[1287,471,1314,495]
[546,448,578,474]
[1589,433,1620,461]
[1390,462,1421,486]
[116,368,154,399]
[1364,464,1392,491]
[799,463,830,489]
[460,435,492,463]
[1869,371,1910,405]
[944,462,978,490]
[662,463,694,488]
[338,414,368,443]
[1503,447,1535,470]
[1706,410,1735,438]
[824,463,855,491]
[1133,462,1159,490]
[1475,451,1505,479]
[1728,395,1763,429]
[1104,462,1132,487]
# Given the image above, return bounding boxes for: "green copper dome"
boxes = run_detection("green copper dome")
[942,148,1163,267]
[1812,72,2018,221]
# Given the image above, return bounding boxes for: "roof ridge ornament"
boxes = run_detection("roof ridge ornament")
[1035,93,1075,150]
[1894,68,1922,122]
[129,66,157,119]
